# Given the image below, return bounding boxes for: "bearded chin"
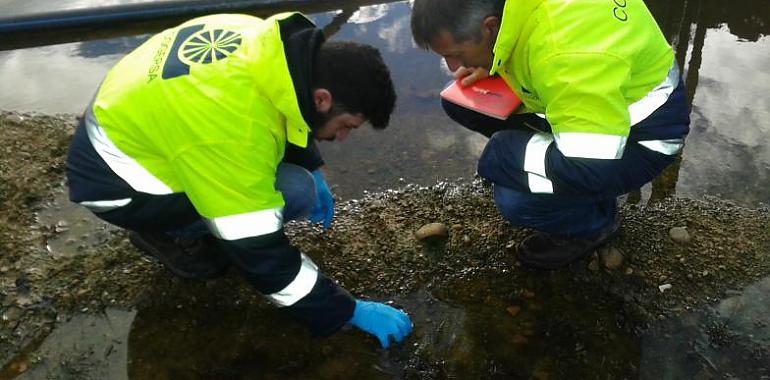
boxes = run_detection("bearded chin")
[312,110,330,132]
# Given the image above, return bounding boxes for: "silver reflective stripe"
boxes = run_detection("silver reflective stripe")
[524,133,552,177]
[638,139,684,155]
[542,63,678,160]
[80,198,132,212]
[629,63,679,126]
[555,132,628,159]
[85,110,173,195]
[527,173,554,193]
[523,133,555,193]
[267,253,319,307]
[206,207,283,241]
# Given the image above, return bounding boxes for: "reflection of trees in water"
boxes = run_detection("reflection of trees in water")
[632,0,769,204]
[321,7,358,38]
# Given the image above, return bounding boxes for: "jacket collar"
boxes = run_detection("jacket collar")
[489,0,543,76]
[276,13,325,148]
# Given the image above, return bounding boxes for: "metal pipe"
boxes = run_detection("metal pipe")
[0,0,401,50]
[1,0,328,33]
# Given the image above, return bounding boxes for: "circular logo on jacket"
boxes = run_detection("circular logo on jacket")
[178,29,242,66]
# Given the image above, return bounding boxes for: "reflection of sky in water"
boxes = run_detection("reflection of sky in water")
[0,1,769,205]
[678,28,770,205]
[311,2,449,114]
[348,4,389,24]
[0,44,123,113]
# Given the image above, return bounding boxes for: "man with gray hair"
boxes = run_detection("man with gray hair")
[411,0,690,269]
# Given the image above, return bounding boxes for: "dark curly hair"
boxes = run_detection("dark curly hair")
[314,41,396,129]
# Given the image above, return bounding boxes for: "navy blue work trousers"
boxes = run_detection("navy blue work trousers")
[442,82,689,236]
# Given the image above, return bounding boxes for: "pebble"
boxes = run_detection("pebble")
[512,334,528,345]
[506,305,521,317]
[599,247,624,270]
[2,307,22,323]
[414,223,449,240]
[5,114,24,125]
[523,290,535,298]
[669,227,691,244]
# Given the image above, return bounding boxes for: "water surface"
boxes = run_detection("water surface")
[1,0,768,206]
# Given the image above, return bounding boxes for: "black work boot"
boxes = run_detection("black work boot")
[129,231,229,279]
[517,219,620,270]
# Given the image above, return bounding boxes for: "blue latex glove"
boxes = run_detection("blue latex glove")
[309,170,334,229]
[349,300,413,349]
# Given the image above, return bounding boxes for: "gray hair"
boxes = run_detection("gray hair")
[411,0,505,49]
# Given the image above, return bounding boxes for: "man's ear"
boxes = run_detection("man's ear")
[482,16,500,40]
[313,89,333,113]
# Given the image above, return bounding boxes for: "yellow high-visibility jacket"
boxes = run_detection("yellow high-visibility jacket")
[93,13,311,231]
[489,0,676,159]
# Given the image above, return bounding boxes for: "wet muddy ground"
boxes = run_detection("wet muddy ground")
[1,111,770,379]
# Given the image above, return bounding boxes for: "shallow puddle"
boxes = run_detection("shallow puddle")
[640,277,770,379]
[5,272,768,379]
[35,185,119,258]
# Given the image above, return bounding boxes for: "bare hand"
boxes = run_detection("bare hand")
[453,66,490,87]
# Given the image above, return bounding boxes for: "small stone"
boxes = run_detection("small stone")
[414,223,449,240]
[5,114,24,125]
[8,361,27,374]
[669,227,691,244]
[658,284,672,293]
[2,306,22,323]
[512,334,528,345]
[506,305,521,317]
[625,267,634,275]
[599,247,624,270]
[522,290,535,298]
[588,259,600,271]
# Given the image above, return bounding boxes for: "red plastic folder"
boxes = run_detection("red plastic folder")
[440,76,521,120]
